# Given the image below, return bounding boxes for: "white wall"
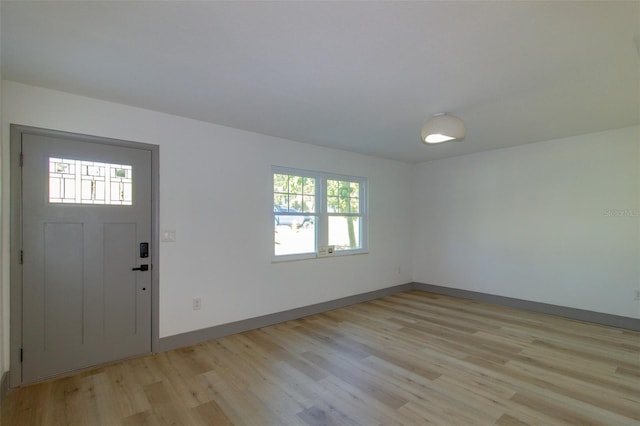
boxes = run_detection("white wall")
[1,81,413,339]
[413,126,640,318]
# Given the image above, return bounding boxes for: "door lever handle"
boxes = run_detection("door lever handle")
[132,264,149,271]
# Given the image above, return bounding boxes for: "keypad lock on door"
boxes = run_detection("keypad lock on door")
[140,242,149,258]
[133,242,150,271]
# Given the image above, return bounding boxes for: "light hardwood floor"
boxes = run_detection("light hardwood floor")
[2,290,639,425]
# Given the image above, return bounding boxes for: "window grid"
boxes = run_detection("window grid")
[49,157,132,205]
[327,179,360,214]
[274,173,316,214]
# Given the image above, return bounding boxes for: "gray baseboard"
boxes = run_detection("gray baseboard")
[0,371,9,405]
[158,283,413,352]
[412,282,640,331]
[158,281,639,353]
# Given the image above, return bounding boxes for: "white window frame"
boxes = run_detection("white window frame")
[273,166,368,262]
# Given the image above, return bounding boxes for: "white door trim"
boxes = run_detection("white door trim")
[9,124,160,386]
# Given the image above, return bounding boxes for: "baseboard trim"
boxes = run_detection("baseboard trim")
[0,371,9,405]
[158,283,413,352]
[412,282,640,331]
[158,281,638,352]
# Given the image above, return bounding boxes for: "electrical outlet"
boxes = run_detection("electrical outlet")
[634,290,640,301]
[193,297,202,310]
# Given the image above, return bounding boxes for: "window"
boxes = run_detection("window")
[49,157,132,205]
[273,167,367,260]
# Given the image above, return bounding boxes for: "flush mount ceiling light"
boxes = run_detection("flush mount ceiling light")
[421,113,466,144]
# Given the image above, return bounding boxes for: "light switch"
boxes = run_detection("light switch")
[161,230,176,242]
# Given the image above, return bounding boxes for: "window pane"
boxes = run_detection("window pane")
[49,177,62,199]
[303,177,315,195]
[302,195,316,213]
[350,197,359,213]
[274,217,316,256]
[327,196,339,213]
[290,195,303,211]
[288,175,304,196]
[274,194,288,209]
[327,179,338,197]
[274,173,289,192]
[339,196,349,213]
[328,216,360,250]
[327,179,359,214]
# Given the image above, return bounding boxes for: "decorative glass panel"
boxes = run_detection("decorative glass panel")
[49,158,133,205]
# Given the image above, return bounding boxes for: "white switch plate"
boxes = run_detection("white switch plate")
[317,245,335,257]
[161,230,176,242]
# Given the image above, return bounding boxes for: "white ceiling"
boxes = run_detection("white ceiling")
[2,1,639,163]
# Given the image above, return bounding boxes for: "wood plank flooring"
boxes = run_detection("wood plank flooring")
[3,290,639,425]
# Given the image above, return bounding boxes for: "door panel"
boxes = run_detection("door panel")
[21,133,152,384]
[44,223,84,351]
[104,223,138,338]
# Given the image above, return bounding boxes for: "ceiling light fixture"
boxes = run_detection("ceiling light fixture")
[421,113,466,144]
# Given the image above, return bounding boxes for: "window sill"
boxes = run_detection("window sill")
[272,249,369,264]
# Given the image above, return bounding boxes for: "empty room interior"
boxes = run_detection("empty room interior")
[0,1,639,425]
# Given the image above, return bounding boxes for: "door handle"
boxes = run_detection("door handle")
[132,264,149,271]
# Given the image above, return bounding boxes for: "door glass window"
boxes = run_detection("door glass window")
[49,157,132,205]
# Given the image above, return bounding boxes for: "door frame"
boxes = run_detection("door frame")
[9,124,160,387]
